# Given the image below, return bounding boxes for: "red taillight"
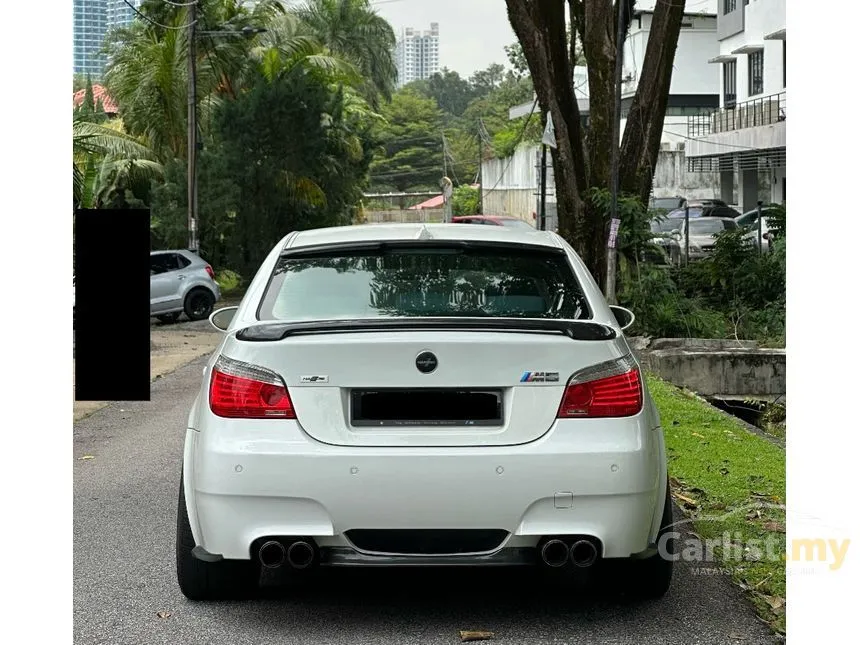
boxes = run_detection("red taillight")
[557,357,643,418]
[205,265,215,279]
[209,356,295,419]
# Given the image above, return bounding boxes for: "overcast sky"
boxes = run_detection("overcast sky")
[371,0,516,78]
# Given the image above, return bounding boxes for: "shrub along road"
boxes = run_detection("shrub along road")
[73,359,781,645]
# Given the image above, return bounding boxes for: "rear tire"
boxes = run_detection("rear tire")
[623,479,675,599]
[176,474,256,600]
[184,289,215,322]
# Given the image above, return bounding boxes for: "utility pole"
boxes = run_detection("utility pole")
[604,0,626,304]
[539,143,547,231]
[186,1,199,253]
[477,121,483,214]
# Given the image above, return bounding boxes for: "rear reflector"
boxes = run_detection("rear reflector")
[557,355,642,418]
[209,355,295,419]
[205,265,215,279]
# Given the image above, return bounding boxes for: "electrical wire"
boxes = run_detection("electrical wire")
[123,0,196,29]
[161,0,199,6]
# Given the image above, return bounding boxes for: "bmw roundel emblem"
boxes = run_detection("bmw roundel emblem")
[415,351,438,374]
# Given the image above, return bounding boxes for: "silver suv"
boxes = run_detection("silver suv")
[150,250,221,323]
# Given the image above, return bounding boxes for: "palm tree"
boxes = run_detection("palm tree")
[294,0,398,106]
[73,118,162,208]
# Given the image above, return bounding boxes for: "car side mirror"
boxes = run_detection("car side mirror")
[609,305,636,332]
[209,306,238,332]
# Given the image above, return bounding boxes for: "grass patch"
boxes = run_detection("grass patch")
[647,374,787,634]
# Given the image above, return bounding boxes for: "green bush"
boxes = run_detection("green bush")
[618,205,786,344]
[215,269,243,294]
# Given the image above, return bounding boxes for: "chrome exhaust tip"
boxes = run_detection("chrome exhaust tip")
[569,539,598,568]
[286,540,315,570]
[540,539,570,568]
[258,540,287,569]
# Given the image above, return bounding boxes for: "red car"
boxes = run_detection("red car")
[451,215,536,230]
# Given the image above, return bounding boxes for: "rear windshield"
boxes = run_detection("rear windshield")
[668,207,703,218]
[258,245,591,321]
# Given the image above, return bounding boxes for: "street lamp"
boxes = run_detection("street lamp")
[186,4,266,253]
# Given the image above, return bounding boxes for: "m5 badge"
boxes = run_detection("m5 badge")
[520,371,559,383]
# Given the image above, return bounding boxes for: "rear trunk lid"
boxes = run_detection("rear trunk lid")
[221,321,627,447]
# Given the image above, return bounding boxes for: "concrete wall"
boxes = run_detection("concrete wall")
[637,342,786,398]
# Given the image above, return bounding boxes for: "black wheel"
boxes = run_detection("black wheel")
[157,312,182,324]
[176,474,257,600]
[184,289,215,322]
[624,479,675,599]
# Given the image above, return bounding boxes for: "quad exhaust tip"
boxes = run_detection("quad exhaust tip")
[258,540,287,569]
[540,539,570,568]
[286,541,315,570]
[569,539,598,568]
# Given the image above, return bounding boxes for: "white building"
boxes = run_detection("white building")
[493,4,723,224]
[686,0,786,211]
[106,0,142,31]
[395,23,440,88]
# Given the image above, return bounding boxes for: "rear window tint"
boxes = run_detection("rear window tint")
[258,245,592,321]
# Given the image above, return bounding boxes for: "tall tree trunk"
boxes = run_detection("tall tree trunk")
[506,0,684,287]
[504,0,587,257]
[619,0,686,204]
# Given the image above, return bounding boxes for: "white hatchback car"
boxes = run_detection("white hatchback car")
[176,223,673,600]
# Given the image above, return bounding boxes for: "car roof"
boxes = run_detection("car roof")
[285,223,563,250]
[454,215,517,221]
[686,216,737,223]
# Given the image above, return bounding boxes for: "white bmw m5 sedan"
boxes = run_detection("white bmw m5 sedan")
[176,223,674,600]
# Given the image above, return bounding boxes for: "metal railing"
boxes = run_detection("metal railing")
[687,91,786,138]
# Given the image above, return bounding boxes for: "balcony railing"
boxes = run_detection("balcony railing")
[687,91,786,138]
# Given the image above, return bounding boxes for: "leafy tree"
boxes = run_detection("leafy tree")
[294,0,398,106]
[152,69,376,275]
[452,185,480,216]
[469,63,506,97]
[419,68,475,117]
[370,88,448,192]
[73,117,162,209]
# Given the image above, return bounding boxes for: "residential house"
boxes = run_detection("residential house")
[686,0,786,212]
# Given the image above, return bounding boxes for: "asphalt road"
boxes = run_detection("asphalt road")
[74,358,781,645]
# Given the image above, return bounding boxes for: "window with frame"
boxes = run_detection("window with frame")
[723,60,737,108]
[723,0,737,14]
[748,50,764,96]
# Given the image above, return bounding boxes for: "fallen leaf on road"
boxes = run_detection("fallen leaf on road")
[459,631,493,642]
[79,455,95,460]
[728,633,748,640]
[156,611,171,619]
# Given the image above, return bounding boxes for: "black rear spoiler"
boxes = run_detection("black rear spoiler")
[235,317,616,342]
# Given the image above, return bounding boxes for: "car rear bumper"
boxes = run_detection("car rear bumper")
[184,417,666,563]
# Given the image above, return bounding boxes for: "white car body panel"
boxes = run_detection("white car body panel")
[183,223,668,565]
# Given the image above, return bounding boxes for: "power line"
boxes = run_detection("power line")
[123,0,196,30]
[161,0,199,6]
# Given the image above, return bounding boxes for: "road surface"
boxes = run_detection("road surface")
[74,357,781,645]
